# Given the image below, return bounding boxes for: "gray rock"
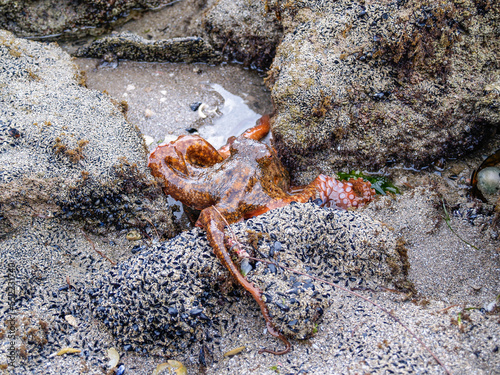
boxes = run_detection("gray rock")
[366,186,500,305]
[0,0,171,39]
[75,0,283,70]
[0,0,282,70]
[266,0,500,184]
[202,0,282,69]
[75,31,222,64]
[0,30,175,237]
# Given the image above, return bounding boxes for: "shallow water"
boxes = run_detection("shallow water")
[75,59,273,150]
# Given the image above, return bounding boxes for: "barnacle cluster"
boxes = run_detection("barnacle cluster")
[81,203,405,353]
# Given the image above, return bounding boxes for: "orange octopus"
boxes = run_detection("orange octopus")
[148,115,375,354]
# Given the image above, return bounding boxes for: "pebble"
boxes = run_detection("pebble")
[477,166,500,195]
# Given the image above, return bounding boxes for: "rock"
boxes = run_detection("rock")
[75,0,282,70]
[202,0,283,69]
[0,0,170,40]
[477,166,500,200]
[75,31,222,64]
[0,0,282,70]
[81,203,406,353]
[0,30,175,237]
[266,0,500,184]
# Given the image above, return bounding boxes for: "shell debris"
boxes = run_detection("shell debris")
[107,347,120,369]
[52,347,82,356]
[223,346,246,357]
[64,314,78,328]
[197,103,208,118]
[84,203,404,353]
[152,360,187,375]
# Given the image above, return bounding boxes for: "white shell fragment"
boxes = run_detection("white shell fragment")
[477,166,500,195]
[144,109,155,118]
[64,314,78,328]
[107,347,120,369]
[197,103,208,118]
[152,360,187,375]
[143,135,155,146]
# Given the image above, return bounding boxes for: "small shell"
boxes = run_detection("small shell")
[54,347,81,356]
[64,315,78,328]
[197,103,208,119]
[477,167,500,195]
[152,360,187,375]
[107,347,120,369]
[126,230,141,241]
[145,109,155,118]
[223,346,246,357]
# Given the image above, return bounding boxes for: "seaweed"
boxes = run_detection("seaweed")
[336,171,399,195]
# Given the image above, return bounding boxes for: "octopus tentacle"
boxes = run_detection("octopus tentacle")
[240,114,270,140]
[196,206,291,355]
[315,174,375,209]
[218,115,271,159]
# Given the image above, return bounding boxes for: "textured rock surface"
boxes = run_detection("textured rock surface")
[74,0,282,70]
[202,0,282,69]
[82,203,405,354]
[1,199,498,374]
[0,30,174,236]
[0,218,124,373]
[266,0,500,184]
[0,0,171,39]
[0,0,282,70]
[75,31,222,64]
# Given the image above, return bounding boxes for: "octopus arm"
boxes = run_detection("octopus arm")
[196,205,291,355]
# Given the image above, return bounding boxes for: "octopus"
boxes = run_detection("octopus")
[148,115,375,354]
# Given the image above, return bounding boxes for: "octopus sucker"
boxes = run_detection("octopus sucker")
[317,174,375,210]
[147,116,375,354]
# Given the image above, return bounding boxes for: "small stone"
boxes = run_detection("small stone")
[477,167,500,196]
[190,102,202,111]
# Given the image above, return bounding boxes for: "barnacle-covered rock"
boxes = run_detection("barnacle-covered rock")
[0,0,172,40]
[266,0,500,184]
[75,31,222,64]
[202,0,283,69]
[81,203,406,352]
[0,30,175,237]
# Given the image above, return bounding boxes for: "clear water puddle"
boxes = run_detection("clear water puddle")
[197,83,263,148]
[75,59,272,150]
